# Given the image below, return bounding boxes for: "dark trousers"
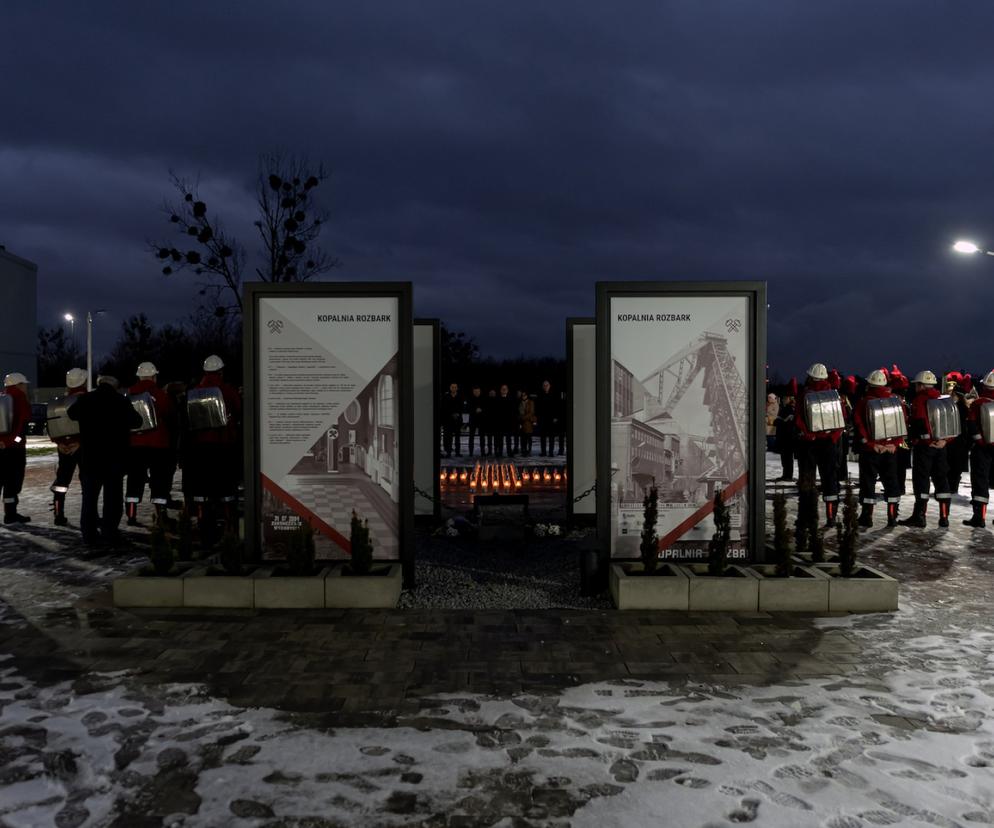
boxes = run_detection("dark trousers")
[521,433,533,456]
[858,449,900,505]
[186,443,240,502]
[79,464,124,541]
[468,425,482,456]
[494,432,513,457]
[969,444,994,504]
[126,447,174,505]
[442,424,461,456]
[482,432,493,456]
[51,450,79,494]
[796,438,840,502]
[0,445,26,508]
[779,446,794,480]
[911,444,951,502]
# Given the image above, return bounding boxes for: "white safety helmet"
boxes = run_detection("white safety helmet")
[806,363,828,380]
[3,372,28,387]
[136,361,158,378]
[982,370,994,389]
[203,354,224,372]
[913,370,938,386]
[66,368,88,389]
[867,369,888,387]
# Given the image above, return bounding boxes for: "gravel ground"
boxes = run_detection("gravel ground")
[400,529,612,610]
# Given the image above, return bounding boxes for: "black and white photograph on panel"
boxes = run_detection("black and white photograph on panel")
[609,295,750,560]
[257,295,400,560]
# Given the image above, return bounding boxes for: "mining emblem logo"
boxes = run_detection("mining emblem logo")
[267,319,284,334]
[725,318,742,334]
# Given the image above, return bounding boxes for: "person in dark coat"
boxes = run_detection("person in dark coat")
[68,375,142,545]
[467,386,485,457]
[535,380,564,457]
[774,395,795,481]
[440,383,463,458]
[494,384,517,457]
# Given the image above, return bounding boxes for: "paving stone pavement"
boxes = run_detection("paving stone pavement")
[0,456,986,725]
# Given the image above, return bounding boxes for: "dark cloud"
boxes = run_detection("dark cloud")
[2,0,994,377]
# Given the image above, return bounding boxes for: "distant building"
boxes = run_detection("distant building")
[0,247,38,386]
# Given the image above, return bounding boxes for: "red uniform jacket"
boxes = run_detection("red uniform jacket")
[795,379,845,444]
[967,389,994,447]
[0,386,30,449]
[128,379,173,450]
[908,387,947,445]
[853,385,905,450]
[189,372,241,446]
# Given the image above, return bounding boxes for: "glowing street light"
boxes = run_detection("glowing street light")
[952,239,994,256]
[63,313,75,345]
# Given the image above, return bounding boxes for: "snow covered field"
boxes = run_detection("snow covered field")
[0,455,993,826]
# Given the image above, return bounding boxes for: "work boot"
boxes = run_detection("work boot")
[823,500,838,528]
[53,494,68,526]
[938,499,950,528]
[125,501,139,527]
[963,502,987,528]
[887,502,899,527]
[898,500,927,528]
[3,500,30,525]
[857,504,873,528]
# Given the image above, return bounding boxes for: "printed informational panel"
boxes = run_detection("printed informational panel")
[601,289,761,561]
[256,295,401,560]
[413,321,439,517]
[568,320,596,516]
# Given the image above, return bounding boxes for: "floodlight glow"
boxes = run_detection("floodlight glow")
[64,313,74,321]
[953,240,980,255]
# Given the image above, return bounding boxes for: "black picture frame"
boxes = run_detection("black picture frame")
[595,280,767,564]
[243,281,415,588]
[414,318,441,523]
[566,317,595,525]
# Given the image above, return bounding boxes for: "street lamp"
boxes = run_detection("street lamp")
[63,313,75,348]
[952,239,994,257]
[85,310,107,391]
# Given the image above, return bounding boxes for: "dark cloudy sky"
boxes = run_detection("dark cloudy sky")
[3,1,994,379]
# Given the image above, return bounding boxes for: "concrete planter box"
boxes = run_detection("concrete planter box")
[254,566,331,609]
[113,566,188,608]
[609,562,689,610]
[814,563,899,612]
[183,566,257,608]
[325,563,402,608]
[752,564,831,612]
[682,564,760,611]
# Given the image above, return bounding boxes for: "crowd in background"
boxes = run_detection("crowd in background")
[440,380,566,459]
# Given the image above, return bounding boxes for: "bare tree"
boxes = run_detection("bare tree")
[150,152,336,315]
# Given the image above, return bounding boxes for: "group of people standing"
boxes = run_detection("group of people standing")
[0,355,241,547]
[441,380,565,459]
[768,362,994,531]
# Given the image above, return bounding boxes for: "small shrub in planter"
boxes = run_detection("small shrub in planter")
[149,524,174,576]
[348,510,374,576]
[218,531,243,575]
[835,482,858,577]
[639,480,660,575]
[285,520,316,576]
[707,488,731,576]
[773,488,792,577]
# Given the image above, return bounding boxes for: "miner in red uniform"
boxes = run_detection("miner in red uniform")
[50,368,89,525]
[898,370,952,528]
[187,355,242,539]
[0,373,32,524]
[794,363,845,526]
[125,362,175,527]
[888,365,912,495]
[963,371,994,529]
[853,369,905,528]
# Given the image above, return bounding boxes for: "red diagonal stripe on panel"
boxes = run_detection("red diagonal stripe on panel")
[656,472,748,550]
[261,474,352,554]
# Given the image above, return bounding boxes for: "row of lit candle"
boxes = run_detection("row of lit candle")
[440,462,565,489]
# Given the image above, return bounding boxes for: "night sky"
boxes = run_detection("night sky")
[3,2,994,380]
